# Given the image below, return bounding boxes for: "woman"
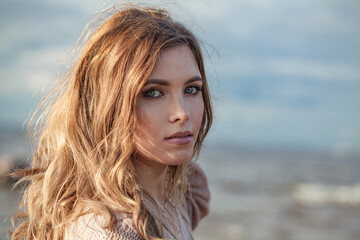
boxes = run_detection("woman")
[11,4,212,240]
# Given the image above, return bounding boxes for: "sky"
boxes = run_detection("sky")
[0,0,359,154]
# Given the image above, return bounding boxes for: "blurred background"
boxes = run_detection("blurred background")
[1,0,359,239]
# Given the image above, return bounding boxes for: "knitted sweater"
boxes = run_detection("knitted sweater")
[65,164,210,240]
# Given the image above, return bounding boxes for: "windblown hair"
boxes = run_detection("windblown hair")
[11,4,212,240]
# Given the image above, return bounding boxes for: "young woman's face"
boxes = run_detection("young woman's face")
[135,45,204,166]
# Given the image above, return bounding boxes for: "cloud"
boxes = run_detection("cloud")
[210,97,360,152]
[186,0,360,36]
[268,58,360,82]
[0,47,64,96]
[218,56,360,82]
[333,123,360,154]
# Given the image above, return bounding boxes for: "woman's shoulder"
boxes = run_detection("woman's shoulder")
[65,211,143,240]
[184,162,211,230]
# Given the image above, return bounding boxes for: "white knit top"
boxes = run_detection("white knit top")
[65,164,210,240]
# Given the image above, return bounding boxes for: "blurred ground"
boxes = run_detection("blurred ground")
[2,145,360,240]
[193,146,360,240]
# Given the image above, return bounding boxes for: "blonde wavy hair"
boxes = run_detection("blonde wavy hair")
[11,4,212,240]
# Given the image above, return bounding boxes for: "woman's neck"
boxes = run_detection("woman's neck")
[135,158,168,204]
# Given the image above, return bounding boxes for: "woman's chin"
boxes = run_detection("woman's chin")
[156,152,193,166]
[135,148,193,166]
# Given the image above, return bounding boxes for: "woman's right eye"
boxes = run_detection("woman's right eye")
[143,88,162,98]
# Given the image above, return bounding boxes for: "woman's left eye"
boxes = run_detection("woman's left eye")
[143,88,162,98]
[185,86,201,95]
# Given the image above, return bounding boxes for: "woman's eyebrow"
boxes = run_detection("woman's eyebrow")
[144,79,169,86]
[145,75,203,86]
[185,75,203,84]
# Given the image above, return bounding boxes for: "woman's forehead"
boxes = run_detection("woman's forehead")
[149,45,201,81]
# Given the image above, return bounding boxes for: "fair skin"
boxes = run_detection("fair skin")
[135,45,204,204]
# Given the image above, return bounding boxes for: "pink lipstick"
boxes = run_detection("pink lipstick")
[165,131,193,145]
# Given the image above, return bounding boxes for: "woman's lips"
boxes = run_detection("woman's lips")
[165,131,193,145]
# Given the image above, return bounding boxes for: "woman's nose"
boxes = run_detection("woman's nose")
[169,96,189,123]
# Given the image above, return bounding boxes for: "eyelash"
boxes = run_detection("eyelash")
[143,87,163,98]
[185,86,202,95]
[142,85,203,98]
